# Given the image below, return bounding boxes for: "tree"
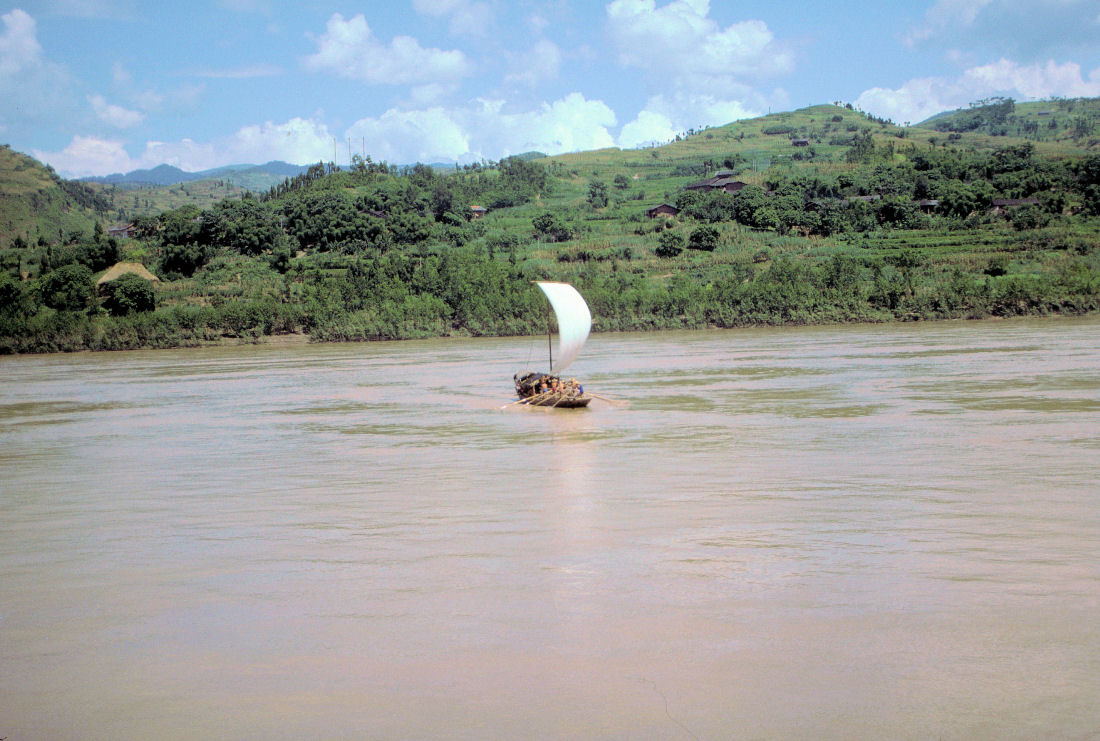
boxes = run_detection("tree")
[613,174,631,190]
[161,241,211,277]
[102,273,156,315]
[532,212,572,242]
[201,198,282,255]
[587,179,609,208]
[655,231,684,258]
[687,225,720,251]
[0,272,34,317]
[38,264,94,311]
[846,129,875,163]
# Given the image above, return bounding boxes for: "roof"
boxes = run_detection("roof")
[470,204,487,211]
[991,198,1039,207]
[96,262,160,286]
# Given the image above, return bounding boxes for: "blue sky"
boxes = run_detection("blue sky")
[2,0,1098,177]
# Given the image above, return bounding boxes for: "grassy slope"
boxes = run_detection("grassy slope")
[0,145,98,247]
[86,178,250,219]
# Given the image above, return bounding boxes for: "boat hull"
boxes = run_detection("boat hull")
[523,394,591,408]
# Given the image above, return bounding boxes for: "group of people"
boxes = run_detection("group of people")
[537,377,584,397]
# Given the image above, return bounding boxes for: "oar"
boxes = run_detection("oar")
[499,390,553,410]
[587,393,628,406]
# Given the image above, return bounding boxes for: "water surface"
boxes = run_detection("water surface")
[2,318,1098,739]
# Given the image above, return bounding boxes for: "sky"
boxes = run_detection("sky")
[1,0,1098,178]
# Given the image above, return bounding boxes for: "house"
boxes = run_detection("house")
[470,205,488,219]
[645,203,680,219]
[107,223,136,239]
[917,199,940,213]
[991,197,1039,215]
[684,176,749,194]
[96,262,159,292]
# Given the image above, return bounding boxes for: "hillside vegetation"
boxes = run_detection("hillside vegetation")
[0,144,109,256]
[1,98,1098,354]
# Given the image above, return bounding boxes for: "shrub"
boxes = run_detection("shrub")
[102,273,156,315]
[38,264,94,311]
[655,231,684,258]
[687,225,720,251]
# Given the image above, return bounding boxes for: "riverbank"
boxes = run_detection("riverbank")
[2,294,1097,356]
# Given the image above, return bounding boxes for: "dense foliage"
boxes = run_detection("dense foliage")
[2,101,1099,354]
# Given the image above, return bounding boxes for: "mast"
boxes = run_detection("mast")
[547,302,553,370]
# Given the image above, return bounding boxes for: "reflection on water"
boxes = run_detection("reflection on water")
[2,317,1099,739]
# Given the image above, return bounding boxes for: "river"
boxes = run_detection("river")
[2,318,1098,740]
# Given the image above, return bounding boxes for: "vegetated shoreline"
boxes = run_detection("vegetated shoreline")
[3,303,1097,357]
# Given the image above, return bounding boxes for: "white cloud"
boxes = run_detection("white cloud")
[33,135,136,177]
[855,58,1100,125]
[606,0,793,87]
[618,93,761,147]
[503,39,561,87]
[0,9,41,76]
[88,94,145,128]
[0,9,78,127]
[37,117,334,177]
[412,0,490,36]
[345,93,617,163]
[618,110,677,149]
[303,13,473,85]
[963,58,1100,98]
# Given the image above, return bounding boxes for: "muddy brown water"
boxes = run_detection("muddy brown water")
[2,318,1098,739]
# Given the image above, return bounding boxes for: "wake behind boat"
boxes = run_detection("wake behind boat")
[512,281,592,409]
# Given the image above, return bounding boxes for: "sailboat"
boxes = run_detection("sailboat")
[512,281,592,408]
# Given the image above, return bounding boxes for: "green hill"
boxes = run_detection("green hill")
[2,99,1098,354]
[0,144,108,252]
[915,96,1099,146]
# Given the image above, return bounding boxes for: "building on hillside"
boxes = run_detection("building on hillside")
[916,199,941,213]
[470,205,488,219]
[991,197,1039,215]
[645,203,680,219]
[684,176,749,194]
[108,223,136,239]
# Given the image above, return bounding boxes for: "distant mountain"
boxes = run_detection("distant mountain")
[81,161,310,188]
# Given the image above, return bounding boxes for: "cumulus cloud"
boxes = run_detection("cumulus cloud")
[0,8,41,76]
[503,39,562,87]
[345,93,617,163]
[412,0,490,36]
[37,117,334,177]
[0,9,79,128]
[88,94,144,128]
[606,0,793,88]
[618,93,762,148]
[33,135,136,177]
[605,0,789,137]
[855,58,1100,125]
[303,13,473,85]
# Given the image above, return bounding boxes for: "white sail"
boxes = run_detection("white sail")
[536,281,591,374]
